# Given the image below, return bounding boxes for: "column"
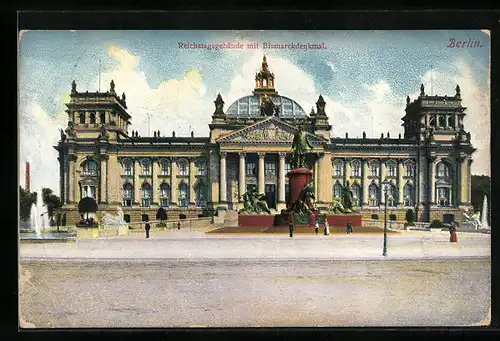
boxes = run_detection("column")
[133,158,140,204]
[314,157,319,197]
[459,157,468,203]
[209,150,219,206]
[429,157,436,204]
[258,152,265,194]
[220,152,227,203]
[105,157,109,203]
[99,157,107,203]
[189,158,196,205]
[345,158,352,184]
[239,152,246,202]
[318,153,332,204]
[398,159,404,206]
[467,160,472,204]
[380,158,387,180]
[418,154,427,205]
[362,159,369,206]
[152,158,159,205]
[278,152,286,203]
[68,155,76,203]
[170,158,178,206]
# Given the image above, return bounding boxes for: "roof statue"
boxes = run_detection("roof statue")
[290,126,314,169]
[420,83,425,96]
[71,80,77,95]
[455,84,461,98]
[110,79,115,93]
[213,93,225,117]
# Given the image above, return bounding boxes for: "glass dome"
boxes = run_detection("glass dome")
[225,94,307,119]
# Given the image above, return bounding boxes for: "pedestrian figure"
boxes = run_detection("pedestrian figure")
[346,220,353,235]
[145,219,151,239]
[289,222,294,238]
[450,222,459,243]
[324,221,330,236]
[177,220,181,230]
[314,221,319,235]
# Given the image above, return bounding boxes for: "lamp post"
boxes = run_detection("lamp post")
[382,180,389,257]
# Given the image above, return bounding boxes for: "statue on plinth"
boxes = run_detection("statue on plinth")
[291,126,313,169]
[239,188,271,215]
[327,200,346,214]
[341,181,355,213]
[291,181,315,215]
[102,207,127,227]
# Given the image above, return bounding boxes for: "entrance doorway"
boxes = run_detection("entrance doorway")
[265,184,276,210]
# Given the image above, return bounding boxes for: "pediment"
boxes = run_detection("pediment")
[216,116,327,145]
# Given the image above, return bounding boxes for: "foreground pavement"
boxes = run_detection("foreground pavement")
[19,230,490,261]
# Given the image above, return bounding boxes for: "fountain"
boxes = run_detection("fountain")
[481,194,490,230]
[29,189,49,237]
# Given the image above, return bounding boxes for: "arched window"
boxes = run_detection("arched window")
[438,116,445,127]
[122,160,133,176]
[351,183,361,206]
[370,163,379,177]
[386,184,397,207]
[89,112,96,124]
[405,163,414,177]
[333,162,343,177]
[387,162,396,177]
[160,183,170,207]
[197,161,207,176]
[429,116,435,127]
[83,159,98,175]
[123,183,133,207]
[196,183,207,207]
[79,112,86,124]
[179,183,188,207]
[178,160,188,176]
[142,159,151,176]
[368,183,379,207]
[403,183,414,207]
[141,183,151,207]
[447,116,454,128]
[436,162,450,178]
[160,159,169,176]
[333,183,342,198]
[351,161,361,177]
[100,112,106,124]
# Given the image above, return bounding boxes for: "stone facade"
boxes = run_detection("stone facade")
[55,58,476,226]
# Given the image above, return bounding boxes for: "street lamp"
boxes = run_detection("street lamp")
[381,180,389,257]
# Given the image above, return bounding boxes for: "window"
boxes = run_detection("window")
[352,184,361,206]
[123,160,132,176]
[246,161,256,176]
[198,161,207,176]
[160,160,169,176]
[370,164,379,177]
[83,185,96,199]
[389,214,397,221]
[438,116,445,127]
[387,164,395,177]
[334,163,342,177]
[178,162,187,176]
[437,163,450,178]
[160,183,170,207]
[196,184,207,207]
[447,116,454,127]
[386,185,396,207]
[79,112,85,124]
[89,112,96,124]
[141,183,151,207]
[368,184,379,207]
[333,183,342,198]
[142,160,151,176]
[405,163,414,177]
[371,214,379,220]
[285,162,292,174]
[123,183,133,207]
[179,183,188,207]
[100,112,106,124]
[84,160,98,175]
[437,187,450,206]
[352,163,361,177]
[429,116,435,127]
[265,162,276,176]
[403,184,413,206]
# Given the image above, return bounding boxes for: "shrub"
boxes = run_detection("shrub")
[429,219,444,228]
[405,209,415,223]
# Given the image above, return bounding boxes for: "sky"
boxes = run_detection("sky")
[18,30,491,194]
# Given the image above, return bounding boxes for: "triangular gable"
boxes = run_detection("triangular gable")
[216,116,327,145]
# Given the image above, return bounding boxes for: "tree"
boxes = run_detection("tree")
[19,186,37,222]
[471,175,491,225]
[78,197,98,221]
[42,188,63,226]
[405,209,415,224]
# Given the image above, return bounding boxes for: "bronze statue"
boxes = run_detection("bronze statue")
[342,181,354,212]
[239,188,271,215]
[290,126,313,169]
[327,199,346,214]
[291,181,315,215]
[99,123,108,139]
[65,121,76,137]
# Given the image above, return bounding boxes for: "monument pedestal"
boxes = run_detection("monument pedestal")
[286,168,313,211]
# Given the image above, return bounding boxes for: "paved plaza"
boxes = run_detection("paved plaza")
[19,230,491,328]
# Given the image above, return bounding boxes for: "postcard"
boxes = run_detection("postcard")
[18,29,491,328]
